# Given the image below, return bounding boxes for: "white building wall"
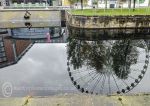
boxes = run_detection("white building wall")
[139,0,149,7]
[87,0,149,8]
[0,0,5,9]
[87,0,92,6]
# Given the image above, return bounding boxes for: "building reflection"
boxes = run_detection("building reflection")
[0,26,150,95]
[0,36,33,68]
[10,27,64,40]
[0,27,66,68]
[67,29,150,95]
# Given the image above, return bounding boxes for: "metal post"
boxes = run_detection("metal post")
[12,40,17,61]
[45,0,48,9]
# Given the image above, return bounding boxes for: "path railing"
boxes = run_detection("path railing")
[3,3,70,10]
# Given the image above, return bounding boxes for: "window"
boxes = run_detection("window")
[0,42,3,46]
[0,52,5,57]
[0,57,7,62]
[0,48,4,52]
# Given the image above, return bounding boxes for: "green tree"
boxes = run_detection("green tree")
[68,0,87,9]
[67,36,83,69]
[86,41,106,71]
[67,35,139,80]
[68,0,79,4]
[111,40,138,79]
[81,0,88,9]
[67,37,106,71]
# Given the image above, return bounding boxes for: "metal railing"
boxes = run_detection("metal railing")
[3,3,70,10]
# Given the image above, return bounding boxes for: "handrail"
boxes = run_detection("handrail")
[3,6,71,10]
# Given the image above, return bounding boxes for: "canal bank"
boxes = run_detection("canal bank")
[66,11,150,29]
[68,26,150,40]
[0,93,150,106]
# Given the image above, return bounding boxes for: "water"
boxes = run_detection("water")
[0,27,150,97]
[0,44,78,97]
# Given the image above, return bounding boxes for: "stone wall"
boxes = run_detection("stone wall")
[68,26,150,40]
[66,12,150,29]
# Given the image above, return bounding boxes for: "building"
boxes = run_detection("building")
[61,0,70,6]
[0,0,149,8]
[0,0,10,6]
[96,0,149,8]
[0,0,60,7]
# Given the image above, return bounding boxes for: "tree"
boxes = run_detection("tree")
[67,36,139,80]
[67,36,83,69]
[128,0,131,8]
[111,40,138,79]
[86,41,106,72]
[67,0,78,8]
[67,37,106,72]
[81,0,88,9]
[68,0,87,9]
[81,0,83,9]
[68,0,79,4]
[133,0,136,11]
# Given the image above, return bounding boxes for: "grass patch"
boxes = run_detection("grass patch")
[69,8,150,16]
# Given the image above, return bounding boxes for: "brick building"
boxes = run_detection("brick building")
[0,36,33,68]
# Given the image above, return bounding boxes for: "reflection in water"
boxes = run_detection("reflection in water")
[0,36,33,68]
[0,27,150,96]
[67,34,149,94]
[111,40,138,79]
[11,27,66,40]
[0,44,78,97]
[0,27,67,68]
[68,27,150,40]
[0,29,8,34]
[25,22,32,29]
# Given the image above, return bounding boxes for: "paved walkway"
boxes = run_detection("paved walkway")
[0,10,61,28]
[0,93,150,106]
